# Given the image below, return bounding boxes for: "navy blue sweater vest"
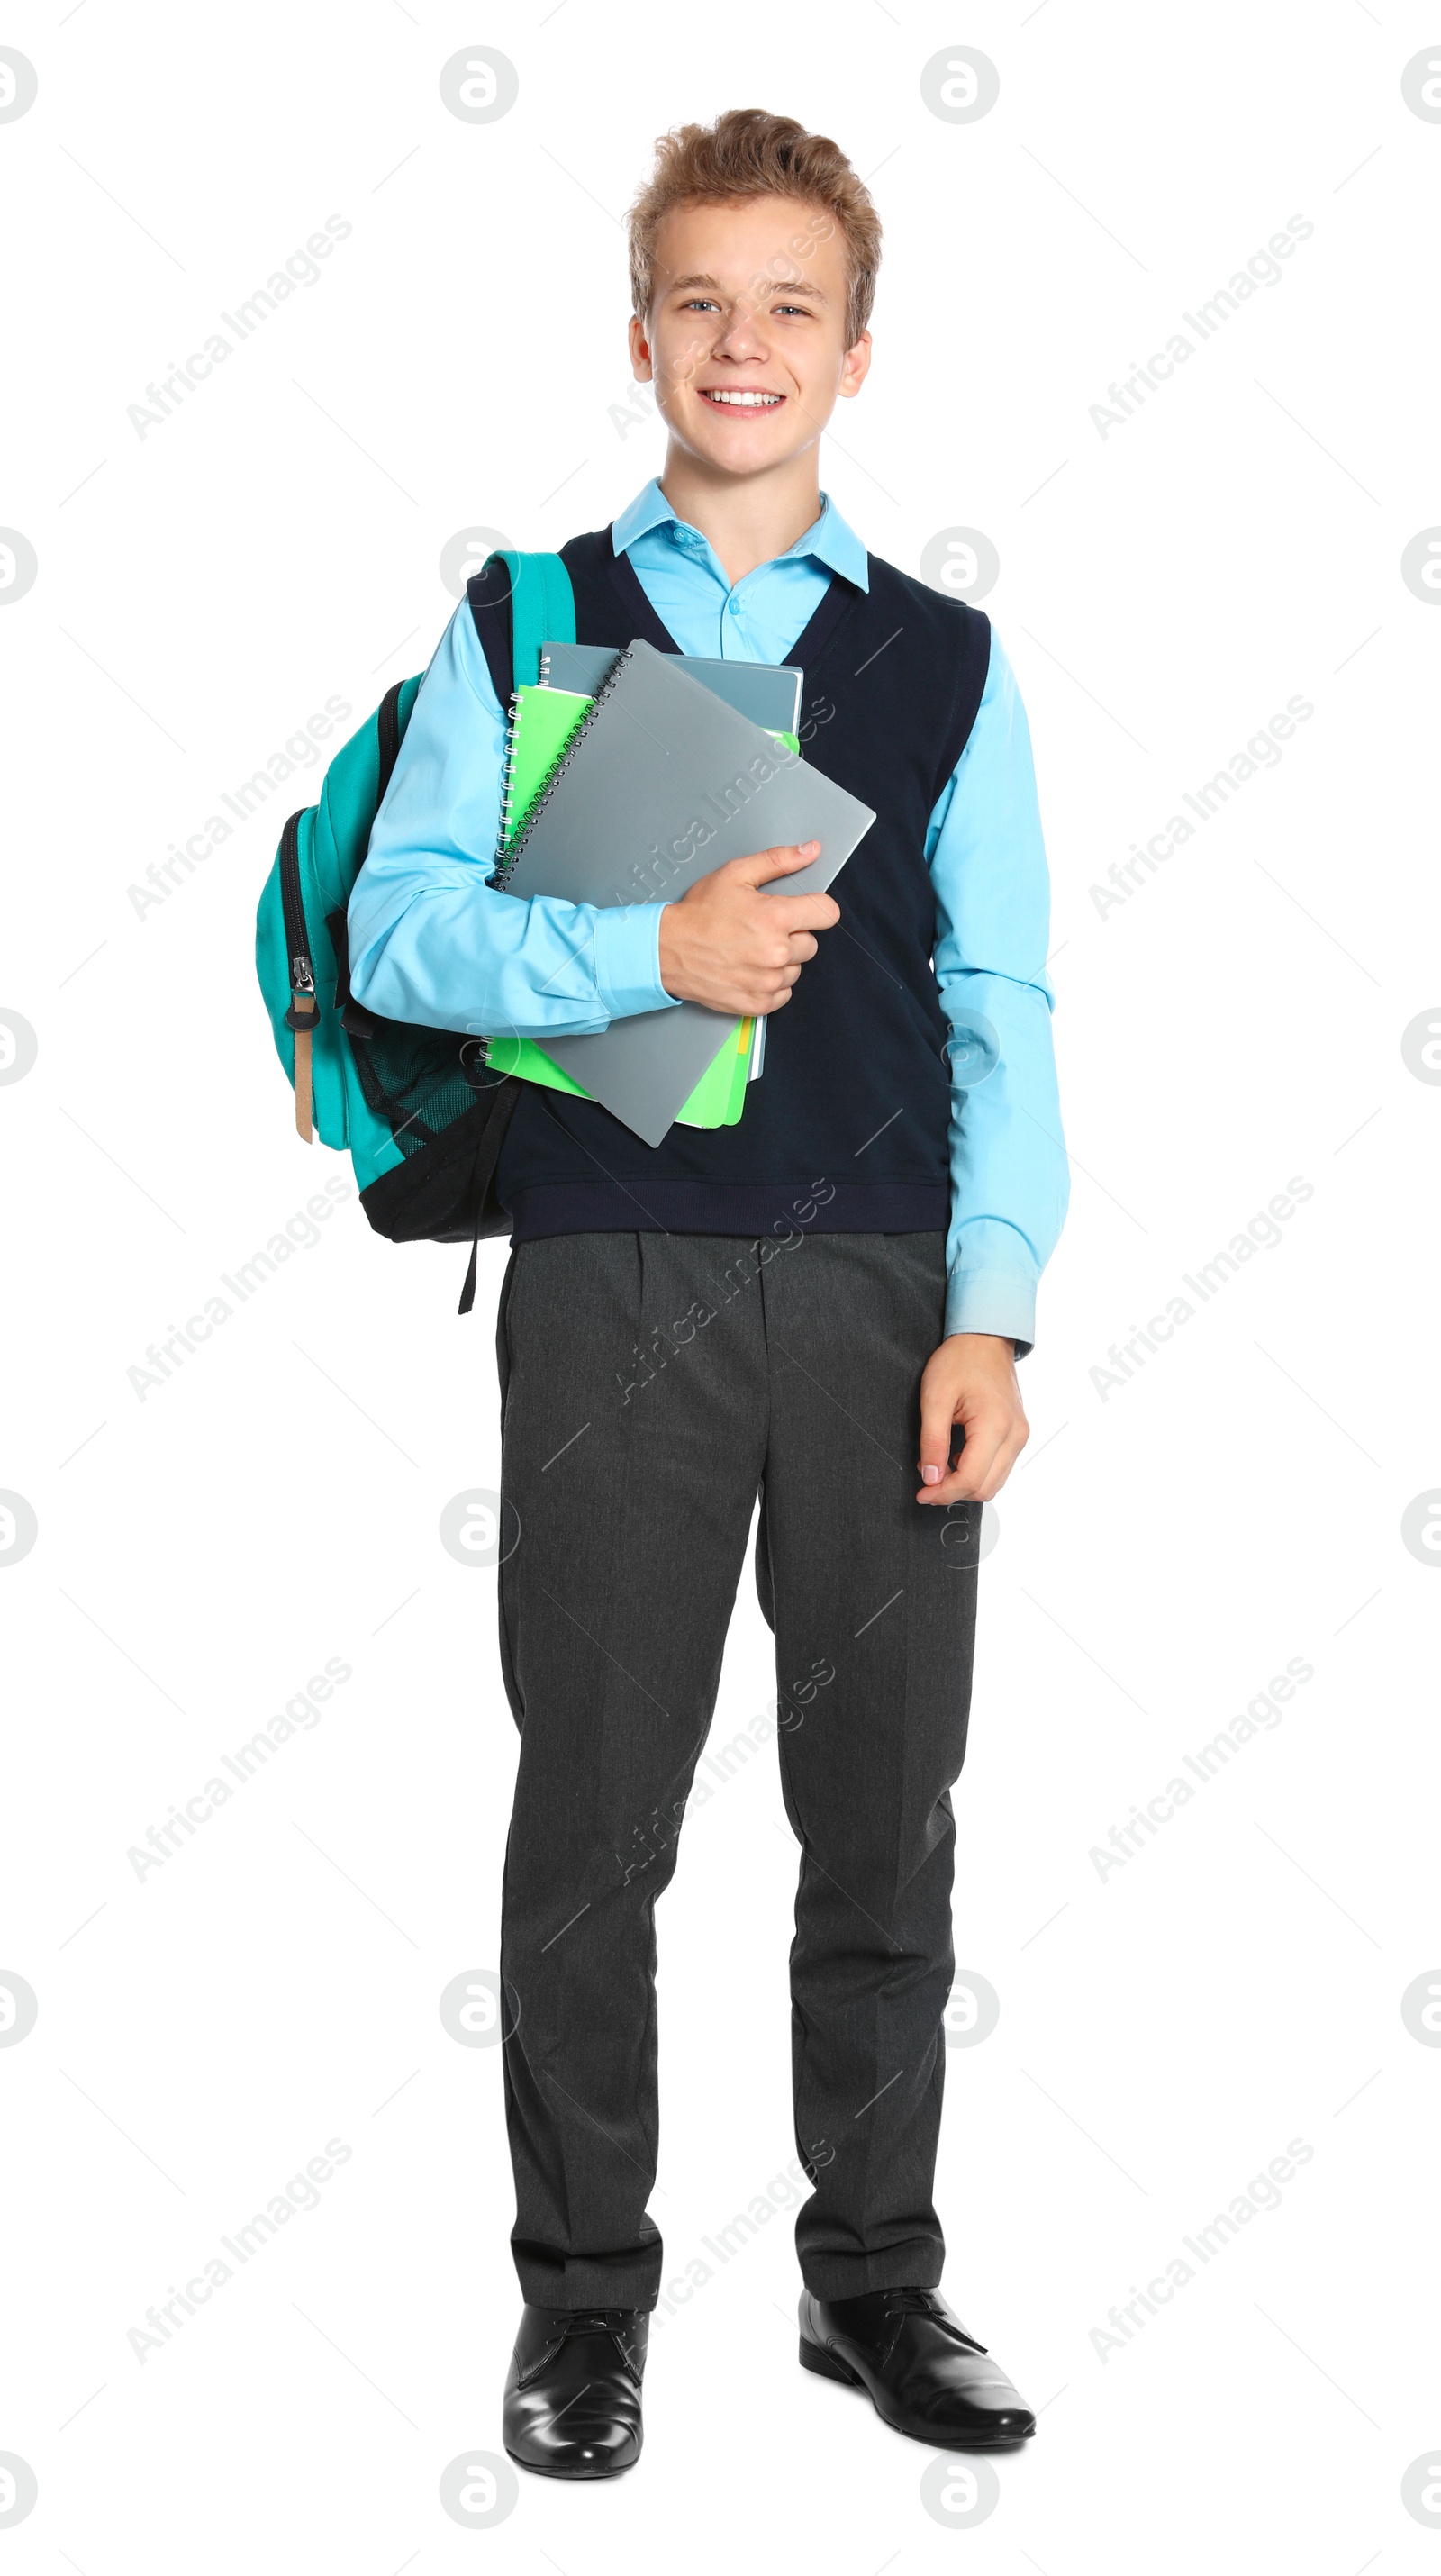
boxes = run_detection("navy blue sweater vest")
[467,528,991,1245]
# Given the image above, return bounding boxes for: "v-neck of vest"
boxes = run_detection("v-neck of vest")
[603,535,866,687]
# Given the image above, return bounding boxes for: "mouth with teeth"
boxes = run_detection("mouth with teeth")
[698,387,785,411]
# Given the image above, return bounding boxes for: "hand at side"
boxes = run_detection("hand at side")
[915,1333,1029,1504]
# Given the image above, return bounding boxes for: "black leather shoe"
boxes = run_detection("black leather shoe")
[503,2305,648,2479]
[799,2287,1035,2447]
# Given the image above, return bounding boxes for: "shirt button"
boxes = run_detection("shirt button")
[727,597,741,615]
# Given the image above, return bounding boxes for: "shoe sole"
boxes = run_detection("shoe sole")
[797,2336,1034,2448]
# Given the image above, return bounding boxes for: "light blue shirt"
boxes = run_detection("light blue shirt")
[349,479,1067,1347]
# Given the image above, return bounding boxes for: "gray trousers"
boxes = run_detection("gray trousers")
[494,1228,981,2308]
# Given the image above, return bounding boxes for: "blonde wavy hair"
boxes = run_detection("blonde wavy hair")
[627,107,882,350]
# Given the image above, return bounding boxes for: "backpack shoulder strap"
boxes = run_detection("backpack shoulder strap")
[467,549,575,698]
[504,551,577,683]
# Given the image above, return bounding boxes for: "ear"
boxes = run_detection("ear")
[838,329,872,402]
[628,313,654,383]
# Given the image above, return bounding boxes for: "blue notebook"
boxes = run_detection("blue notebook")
[539,639,802,736]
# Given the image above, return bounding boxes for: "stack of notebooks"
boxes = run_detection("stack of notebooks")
[485,635,875,1149]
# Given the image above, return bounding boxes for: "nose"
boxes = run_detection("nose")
[710,304,767,363]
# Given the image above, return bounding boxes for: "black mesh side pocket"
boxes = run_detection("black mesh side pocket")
[326,902,494,1152]
[325,904,517,1247]
[344,1011,485,1156]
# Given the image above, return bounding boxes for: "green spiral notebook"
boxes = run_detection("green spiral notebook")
[485,681,788,1128]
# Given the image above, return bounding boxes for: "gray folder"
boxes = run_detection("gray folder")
[498,639,875,1147]
[539,639,802,735]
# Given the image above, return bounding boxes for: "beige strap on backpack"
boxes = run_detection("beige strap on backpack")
[292,997,316,1142]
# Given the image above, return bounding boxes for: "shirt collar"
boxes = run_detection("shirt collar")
[611,476,869,592]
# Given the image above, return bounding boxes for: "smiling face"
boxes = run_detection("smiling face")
[628,194,871,484]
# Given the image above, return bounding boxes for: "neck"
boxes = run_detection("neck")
[657,447,823,586]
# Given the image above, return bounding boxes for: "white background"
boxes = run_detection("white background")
[3,0,1439,2566]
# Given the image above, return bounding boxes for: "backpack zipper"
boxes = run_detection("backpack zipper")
[279,808,318,1139]
[279,809,314,1000]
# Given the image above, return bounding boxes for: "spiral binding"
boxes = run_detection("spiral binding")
[496,693,524,859]
[494,641,638,889]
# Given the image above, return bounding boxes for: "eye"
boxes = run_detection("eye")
[681,296,720,313]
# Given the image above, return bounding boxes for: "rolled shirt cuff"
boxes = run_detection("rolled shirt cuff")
[945,1266,1038,1356]
[593,903,681,1022]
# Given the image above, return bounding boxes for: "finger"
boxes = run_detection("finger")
[916,1407,1011,1504]
[762,893,842,932]
[923,1411,1027,1504]
[917,1441,995,1507]
[724,965,796,1011]
[755,983,793,1014]
[916,1376,958,1490]
[781,931,819,965]
[730,839,821,888]
[920,1423,1024,1507]
[917,1462,981,1509]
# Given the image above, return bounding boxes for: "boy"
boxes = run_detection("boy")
[349,107,1067,2478]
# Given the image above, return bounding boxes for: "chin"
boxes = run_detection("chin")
[684,413,795,466]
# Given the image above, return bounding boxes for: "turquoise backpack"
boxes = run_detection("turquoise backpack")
[255,550,575,1311]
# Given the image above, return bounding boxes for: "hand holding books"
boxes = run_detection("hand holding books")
[656,839,835,1017]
